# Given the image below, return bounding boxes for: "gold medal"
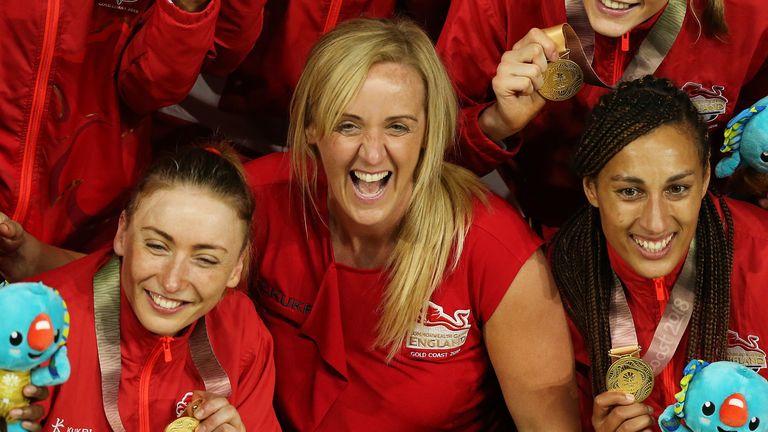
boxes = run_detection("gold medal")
[606,355,654,402]
[164,399,202,432]
[164,416,200,432]
[538,58,584,101]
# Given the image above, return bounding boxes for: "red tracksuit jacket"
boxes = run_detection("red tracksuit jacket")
[0,0,260,251]
[31,249,280,432]
[569,198,768,431]
[437,0,768,227]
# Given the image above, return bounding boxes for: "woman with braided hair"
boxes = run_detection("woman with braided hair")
[551,76,768,431]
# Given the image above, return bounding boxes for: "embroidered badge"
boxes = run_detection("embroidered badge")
[406,302,471,359]
[681,82,729,126]
[175,391,195,417]
[726,330,767,372]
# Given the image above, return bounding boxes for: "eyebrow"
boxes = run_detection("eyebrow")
[141,227,228,253]
[341,113,419,122]
[609,170,695,184]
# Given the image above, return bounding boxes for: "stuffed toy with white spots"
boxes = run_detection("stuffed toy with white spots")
[0,282,70,432]
[659,360,768,432]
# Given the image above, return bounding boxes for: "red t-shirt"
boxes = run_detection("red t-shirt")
[247,153,543,431]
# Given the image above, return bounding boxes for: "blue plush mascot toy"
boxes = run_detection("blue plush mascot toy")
[715,96,768,201]
[0,282,70,432]
[659,360,768,432]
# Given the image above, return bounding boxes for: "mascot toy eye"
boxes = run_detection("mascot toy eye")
[659,360,768,432]
[0,282,71,432]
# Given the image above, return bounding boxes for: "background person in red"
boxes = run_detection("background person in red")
[158,0,451,155]
[550,77,768,431]
[437,0,768,230]
[27,143,279,431]
[247,18,580,431]
[0,0,264,255]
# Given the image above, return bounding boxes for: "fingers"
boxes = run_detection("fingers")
[512,28,560,62]
[593,392,655,432]
[192,391,245,432]
[23,385,49,402]
[8,404,45,432]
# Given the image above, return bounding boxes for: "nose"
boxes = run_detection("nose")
[358,130,386,165]
[720,393,748,427]
[161,257,188,293]
[28,313,55,352]
[637,193,668,234]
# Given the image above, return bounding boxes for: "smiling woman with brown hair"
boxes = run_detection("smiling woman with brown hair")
[551,76,768,432]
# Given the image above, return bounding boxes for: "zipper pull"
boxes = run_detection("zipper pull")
[653,277,668,314]
[161,336,173,363]
[621,32,630,52]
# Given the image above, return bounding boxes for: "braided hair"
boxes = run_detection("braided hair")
[551,76,734,394]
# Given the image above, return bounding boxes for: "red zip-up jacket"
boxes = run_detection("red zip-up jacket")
[569,198,768,431]
[438,0,768,227]
[0,0,259,251]
[161,0,451,153]
[31,249,280,432]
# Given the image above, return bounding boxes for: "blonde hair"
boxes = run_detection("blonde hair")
[288,18,487,357]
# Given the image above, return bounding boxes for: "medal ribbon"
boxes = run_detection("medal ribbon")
[608,240,696,375]
[553,0,687,87]
[94,255,232,431]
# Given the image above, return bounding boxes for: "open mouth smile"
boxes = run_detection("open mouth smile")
[145,290,188,311]
[630,233,675,258]
[598,0,639,10]
[350,170,392,200]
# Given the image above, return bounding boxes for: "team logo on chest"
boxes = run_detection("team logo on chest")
[97,0,140,13]
[681,82,729,126]
[406,302,471,359]
[726,330,767,372]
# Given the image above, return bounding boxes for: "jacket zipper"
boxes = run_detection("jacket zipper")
[653,277,676,402]
[611,32,630,85]
[323,0,344,34]
[12,0,61,223]
[139,336,174,432]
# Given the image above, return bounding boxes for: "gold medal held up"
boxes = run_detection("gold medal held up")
[539,57,584,101]
[164,399,202,432]
[537,24,586,101]
[606,346,654,402]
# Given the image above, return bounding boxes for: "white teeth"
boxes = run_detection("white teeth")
[633,234,673,253]
[600,0,631,9]
[352,170,388,183]
[149,292,183,310]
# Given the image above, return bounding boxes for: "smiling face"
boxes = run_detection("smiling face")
[114,186,246,336]
[583,0,668,37]
[310,62,426,235]
[584,124,710,279]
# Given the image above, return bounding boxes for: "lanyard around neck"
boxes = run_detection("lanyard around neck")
[608,240,697,375]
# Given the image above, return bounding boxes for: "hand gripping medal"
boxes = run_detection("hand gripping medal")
[165,399,202,432]
[606,346,654,402]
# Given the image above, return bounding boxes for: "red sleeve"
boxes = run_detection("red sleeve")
[118,0,221,114]
[466,195,543,324]
[437,0,522,176]
[232,297,281,431]
[203,0,266,76]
